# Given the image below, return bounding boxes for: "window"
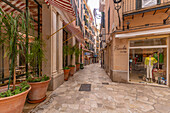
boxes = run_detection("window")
[108,7,110,33]
[63,30,68,67]
[136,0,142,10]
[157,0,161,5]
[78,0,79,8]
[0,45,4,83]
[81,4,83,19]
[130,38,167,47]
[102,12,105,28]
[137,0,161,10]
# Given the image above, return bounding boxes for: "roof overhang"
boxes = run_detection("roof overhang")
[63,21,85,44]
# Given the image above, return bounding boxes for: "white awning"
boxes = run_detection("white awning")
[115,28,170,39]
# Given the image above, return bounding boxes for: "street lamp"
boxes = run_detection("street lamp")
[113,0,122,27]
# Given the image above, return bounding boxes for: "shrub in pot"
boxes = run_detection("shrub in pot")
[69,65,75,76]
[0,82,31,113]
[26,75,50,102]
[0,8,32,113]
[63,66,70,81]
[75,46,82,71]
[80,63,84,69]
[27,38,50,103]
[76,62,80,71]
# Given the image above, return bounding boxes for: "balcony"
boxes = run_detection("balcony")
[123,0,170,14]
[84,17,89,30]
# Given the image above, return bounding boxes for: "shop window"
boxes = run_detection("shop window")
[129,38,167,85]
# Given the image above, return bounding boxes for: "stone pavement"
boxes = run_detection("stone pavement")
[30,64,170,113]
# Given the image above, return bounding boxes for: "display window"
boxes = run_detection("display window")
[129,37,168,85]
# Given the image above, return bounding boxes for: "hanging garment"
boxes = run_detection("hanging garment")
[159,53,164,63]
[153,53,158,61]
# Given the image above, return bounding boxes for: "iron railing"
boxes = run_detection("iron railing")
[123,0,170,13]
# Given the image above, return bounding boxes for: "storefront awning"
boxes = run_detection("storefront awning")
[45,0,75,17]
[63,21,85,44]
[115,27,170,39]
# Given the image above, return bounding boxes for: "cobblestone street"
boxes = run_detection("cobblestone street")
[30,64,170,113]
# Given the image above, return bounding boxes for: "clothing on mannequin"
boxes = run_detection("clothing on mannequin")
[145,55,157,81]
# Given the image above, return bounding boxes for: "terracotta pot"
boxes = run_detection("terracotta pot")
[0,86,31,113]
[28,78,51,101]
[64,69,70,81]
[76,64,80,71]
[69,67,75,76]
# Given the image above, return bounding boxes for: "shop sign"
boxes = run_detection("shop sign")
[142,0,157,8]
[114,45,127,53]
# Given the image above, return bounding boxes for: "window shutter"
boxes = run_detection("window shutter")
[108,7,110,33]
[136,0,142,10]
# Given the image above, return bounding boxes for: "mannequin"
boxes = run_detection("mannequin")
[145,54,157,82]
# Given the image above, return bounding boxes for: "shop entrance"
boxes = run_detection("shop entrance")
[129,37,168,85]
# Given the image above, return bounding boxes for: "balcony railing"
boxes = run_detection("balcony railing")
[123,0,170,13]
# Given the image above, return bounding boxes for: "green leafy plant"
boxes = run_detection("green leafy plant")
[75,46,82,64]
[63,44,76,65]
[63,66,70,70]
[69,65,75,67]
[68,44,76,62]
[28,38,46,77]
[0,8,33,90]
[26,74,49,83]
[0,81,30,98]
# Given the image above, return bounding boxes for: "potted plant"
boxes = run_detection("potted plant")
[0,8,31,113]
[75,46,82,71]
[76,62,80,71]
[63,66,70,81]
[68,65,75,76]
[80,63,84,69]
[26,38,51,103]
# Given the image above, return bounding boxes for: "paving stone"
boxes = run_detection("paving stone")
[29,64,170,113]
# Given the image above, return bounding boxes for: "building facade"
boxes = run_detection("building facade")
[0,0,97,90]
[82,0,97,65]
[100,0,170,86]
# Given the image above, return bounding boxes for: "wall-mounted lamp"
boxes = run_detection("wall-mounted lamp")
[113,0,122,27]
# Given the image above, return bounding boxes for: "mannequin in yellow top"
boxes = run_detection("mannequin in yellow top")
[145,55,157,82]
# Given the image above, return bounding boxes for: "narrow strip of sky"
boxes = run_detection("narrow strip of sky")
[87,0,101,29]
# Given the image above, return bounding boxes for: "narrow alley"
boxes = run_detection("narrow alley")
[30,64,170,113]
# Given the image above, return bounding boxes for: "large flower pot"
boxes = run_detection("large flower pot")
[28,78,51,102]
[0,86,31,113]
[64,69,70,81]
[76,64,80,71]
[69,67,75,76]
